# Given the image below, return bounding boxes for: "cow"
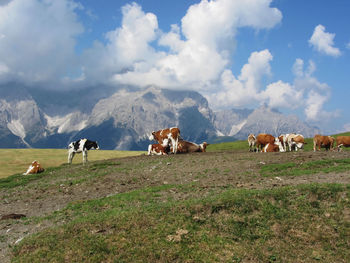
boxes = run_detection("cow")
[148,143,169,155]
[262,137,285,152]
[313,134,335,152]
[262,143,280,152]
[336,136,350,151]
[23,160,44,175]
[149,127,181,154]
[68,138,99,164]
[287,134,306,151]
[278,134,290,152]
[171,139,208,154]
[256,133,276,152]
[247,134,257,152]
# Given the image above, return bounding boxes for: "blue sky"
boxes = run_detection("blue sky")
[0,0,349,133]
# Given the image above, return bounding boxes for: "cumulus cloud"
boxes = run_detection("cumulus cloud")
[309,24,341,57]
[292,59,338,122]
[109,0,282,90]
[0,0,83,85]
[208,49,273,108]
[262,81,303,109]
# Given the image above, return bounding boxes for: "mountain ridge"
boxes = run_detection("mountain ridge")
[0,83,320,149]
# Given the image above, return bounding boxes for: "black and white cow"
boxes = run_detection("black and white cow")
[68,138,99,164]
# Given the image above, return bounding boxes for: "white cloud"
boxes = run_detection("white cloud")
[207,49,273,108]
[292,59,338,122]
[108,0,282,90]
[81,2,162,85]
[0,0,83,85]
[262,81,302,109]
[309,24,341,57]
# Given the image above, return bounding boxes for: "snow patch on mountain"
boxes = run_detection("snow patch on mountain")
[229,120,247,136]
[45,112,88,134]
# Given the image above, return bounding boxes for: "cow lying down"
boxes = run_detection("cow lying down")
[148,139,208,155]
[174,140,208,154]
[23,160,44,175]
[148,143,170,155]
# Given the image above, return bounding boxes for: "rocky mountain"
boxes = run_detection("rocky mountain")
[0,83,320,150]
[230,106,320,140]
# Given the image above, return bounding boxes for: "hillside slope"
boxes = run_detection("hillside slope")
[1,149,349,262]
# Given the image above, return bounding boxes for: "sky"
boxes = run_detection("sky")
[0,0,349,133]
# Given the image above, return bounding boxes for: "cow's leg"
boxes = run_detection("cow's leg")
[171,138,177,154]
[68,150,75,164]
[83,150,88,164]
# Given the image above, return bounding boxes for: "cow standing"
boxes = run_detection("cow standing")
[247,134,257,152]
[313,134,335,152]
[256,133,275,152]
[68,138,99,164]
[278,134,290,152]
[336,136,350,151]
[149,127,181,154]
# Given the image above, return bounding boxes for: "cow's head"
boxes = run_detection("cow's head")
[200,142,209,152]
[149,131,156,141]
[87,140,99,150]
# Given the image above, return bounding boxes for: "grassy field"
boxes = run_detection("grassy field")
[0,149,145,179]
[12,184,350,263]
[1,132,349,179]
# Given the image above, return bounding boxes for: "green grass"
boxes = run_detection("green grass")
[0,159,132,189]
[207,140,247,152]
[0,149,145,179]
[260,158,350,177]
[12,183,350,263]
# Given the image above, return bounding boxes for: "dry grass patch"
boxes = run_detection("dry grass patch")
[0,149,145,178]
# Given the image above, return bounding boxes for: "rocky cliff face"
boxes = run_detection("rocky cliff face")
[214,106,320,140]
[0,83,320,150]
[78,87,218,149]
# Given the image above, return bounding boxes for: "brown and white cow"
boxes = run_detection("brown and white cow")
[247,134,257,152]
[278,134,291,152]
[262,137,285,152]
[148,143,169,155]
[287,134,306,151]
[171,140,208,154]
[262,143,280,152]
[23,160,45,175]
[336,136,350,151]
[313,134,335,152]
[256,133,276,152]
[149,127,181,154]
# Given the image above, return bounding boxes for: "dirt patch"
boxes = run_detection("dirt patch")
[1,150,350,262]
